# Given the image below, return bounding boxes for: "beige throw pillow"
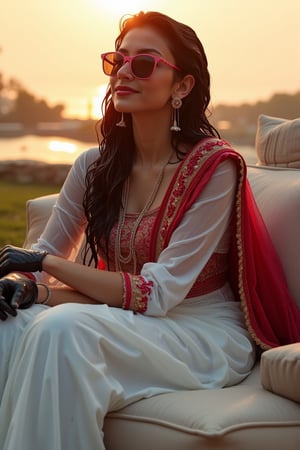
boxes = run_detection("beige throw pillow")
[255,114,300,167]
[261,343,300,403]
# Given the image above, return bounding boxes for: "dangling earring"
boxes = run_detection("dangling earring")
[170,96,182,132]
[116,112,126,127]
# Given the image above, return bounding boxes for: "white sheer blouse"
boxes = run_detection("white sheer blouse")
[32,147,237,316]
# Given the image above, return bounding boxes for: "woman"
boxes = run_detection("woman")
[0,11,299,450]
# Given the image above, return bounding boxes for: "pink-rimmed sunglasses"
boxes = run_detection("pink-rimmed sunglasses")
[101,51,181,79]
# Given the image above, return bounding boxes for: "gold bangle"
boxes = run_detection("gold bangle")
[36,282,51,305]
[120,272,131,309]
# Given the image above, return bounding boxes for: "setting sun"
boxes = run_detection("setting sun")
[1,0,300,122]
[91,0,161,17]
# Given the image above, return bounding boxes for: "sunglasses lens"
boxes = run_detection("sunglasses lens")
[131,55,155,78]
[103,53,124,76]
[102,53,156,78]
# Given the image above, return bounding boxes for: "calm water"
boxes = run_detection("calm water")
[0,135,97,165]
[0,135,258,165]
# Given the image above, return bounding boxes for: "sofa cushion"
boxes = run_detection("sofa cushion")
[103,364,300,450]
[261,343,300,403]
[247,165,300,309]
[255,114,300,167]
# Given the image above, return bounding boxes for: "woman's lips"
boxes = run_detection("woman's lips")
[115,86,138,95]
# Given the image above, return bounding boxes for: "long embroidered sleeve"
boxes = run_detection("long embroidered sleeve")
[31,147,99,283]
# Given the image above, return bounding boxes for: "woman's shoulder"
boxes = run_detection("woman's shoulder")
[188,137,243,165]
[80,146,100,163]
[73,146,100,169]
[191,137,234,152]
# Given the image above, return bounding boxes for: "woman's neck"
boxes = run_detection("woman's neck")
[131,113,175,167]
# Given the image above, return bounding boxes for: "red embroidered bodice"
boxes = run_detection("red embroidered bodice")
[98,208,229,298]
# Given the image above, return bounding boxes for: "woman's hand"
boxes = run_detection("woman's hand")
[0,276,38,321]
[0,245,48,278]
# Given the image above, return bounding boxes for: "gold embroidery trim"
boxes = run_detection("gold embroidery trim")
[235,159,270,350]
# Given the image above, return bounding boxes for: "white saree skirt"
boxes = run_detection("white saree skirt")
[0,284,255,450]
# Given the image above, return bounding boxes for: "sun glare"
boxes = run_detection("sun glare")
[49,141,77,154]
[92,0,158,17]
[92,84,108,119]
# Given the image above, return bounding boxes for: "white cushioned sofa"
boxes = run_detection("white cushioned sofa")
[23,115,300,449]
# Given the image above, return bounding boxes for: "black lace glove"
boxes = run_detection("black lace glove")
[0,245,48,278]
[0,276,38,321]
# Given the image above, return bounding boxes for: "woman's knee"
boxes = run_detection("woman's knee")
[29,303,85,338]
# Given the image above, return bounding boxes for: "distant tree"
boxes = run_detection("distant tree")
[0,72,4,95]
[0,72,4,114]
[264,92,300,119]
[6,77,23,96]
[213,91,300,127]
[0,45,65,124]
[1,88,65,124]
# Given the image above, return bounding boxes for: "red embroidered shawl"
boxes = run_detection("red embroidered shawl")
[150,138,300,350]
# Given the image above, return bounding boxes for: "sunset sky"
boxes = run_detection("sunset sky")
[1,0,300,118]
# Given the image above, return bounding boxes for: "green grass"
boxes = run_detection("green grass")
[0,181,60,247]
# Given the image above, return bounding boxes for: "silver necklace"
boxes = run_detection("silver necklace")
[114,153,172,273]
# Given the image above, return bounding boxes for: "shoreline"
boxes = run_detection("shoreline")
[0,123,256,147]
[0,119,99,144]
[0,159,71,185]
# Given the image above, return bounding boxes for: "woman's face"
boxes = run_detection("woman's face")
[110,26,179,116]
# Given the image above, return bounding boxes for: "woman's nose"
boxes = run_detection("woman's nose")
[117,62,134,79]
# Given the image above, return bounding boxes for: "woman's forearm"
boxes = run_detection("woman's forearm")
[42,254,123,308]
[37,284,100,306]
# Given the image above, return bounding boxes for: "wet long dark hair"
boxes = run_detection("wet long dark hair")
[83,11,220,267]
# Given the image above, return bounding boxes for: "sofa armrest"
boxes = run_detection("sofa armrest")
[247,165,300,309]
[23,194,59,249]
[261,343,300,403]
[23,193,87,263]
